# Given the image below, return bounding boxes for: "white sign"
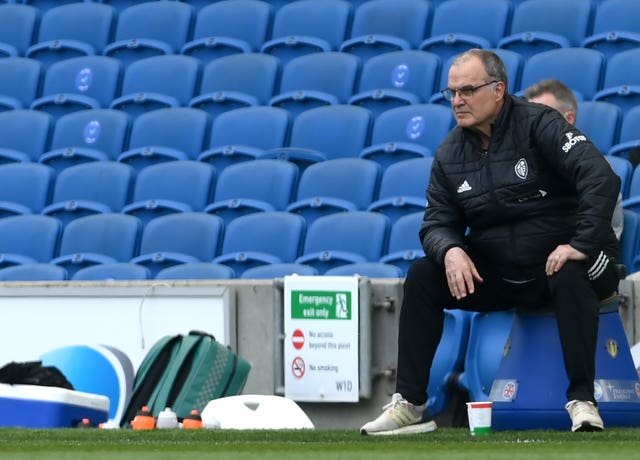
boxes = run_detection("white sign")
[283,276,359,402]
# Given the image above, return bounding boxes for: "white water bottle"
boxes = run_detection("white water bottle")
[156,407,179,429]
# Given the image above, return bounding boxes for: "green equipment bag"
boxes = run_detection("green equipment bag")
[120,331,251,427]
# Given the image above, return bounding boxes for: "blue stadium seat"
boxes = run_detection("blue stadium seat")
[605,156,633,200]
[51,213,142,277]
[31,55,123,120]
[0,162,54,217]
[340,0,433,62]
[349,50,441,118]
[0,263,67,281]
[199,106,292,173]
[498,0,595,60]
[518,48,605,100]
[240,263,318,279]
[360,104,452,170]
[286,158,381,227]
[379,211,425,277]
[575,101,622,154]
[25,3,116,69]
[189,53,281,120]
[204,159,299,226]
[0,57,43,111]
[622,167,640,215]
[269,52,361,118]
[295,211,390,274]
[122,160,216,225]
[72,262,151,281]
[582,0,640,61]
[593,49,640,116]
[261,0,352,65]
[324,262,403,278]
[110,54,201,120]
[367,157,431,225]
[0,4,39,57]
[619,209,640,272]
[39,108,131,173]
[263,104,373,171]
[155,262,235,280]
[0,109,52,164]
[117,107,211,172]
[103,2,196,67]
[0,214,62,268]
[130,212,224,277]
[42,162,135,227]
[608,105,640,158]
[213,211,306,277]
[420,0,512,63]
[457,310,516,402]
[21,0,80,13]
[182,0,274,64]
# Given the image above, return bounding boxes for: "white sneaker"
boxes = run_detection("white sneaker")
[565,400,604,432]
[360,393,437,436]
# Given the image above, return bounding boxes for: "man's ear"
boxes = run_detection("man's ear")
[564,110,577,125]
[494,81,506,101]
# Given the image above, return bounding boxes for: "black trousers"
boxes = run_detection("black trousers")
[395,255,600,406]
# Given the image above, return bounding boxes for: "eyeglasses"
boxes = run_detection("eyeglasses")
[441,80,499,101]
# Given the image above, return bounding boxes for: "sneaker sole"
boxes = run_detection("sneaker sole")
[572,421,604,432]
[360,420,437,436]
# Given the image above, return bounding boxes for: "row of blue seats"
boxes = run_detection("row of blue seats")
[0,210,427,279]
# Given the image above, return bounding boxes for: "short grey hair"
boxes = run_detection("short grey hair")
[524,78,578,114]
[452,49,509,92]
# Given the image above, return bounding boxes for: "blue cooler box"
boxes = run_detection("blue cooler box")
[0,383,109,428]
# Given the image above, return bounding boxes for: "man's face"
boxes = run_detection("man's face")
[447,56,504,131]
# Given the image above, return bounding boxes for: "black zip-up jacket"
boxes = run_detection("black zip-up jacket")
[420,95,620,275]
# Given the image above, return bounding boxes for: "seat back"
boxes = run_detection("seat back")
[582,0,640,60]
[324,262,403,278]
[379,211,425,276]
[0,109,52,163]
[0,214,62,264]
[0,162,54,216]
[620,209,640,272]
[0,4,39,57]
[72,263,151,281]
[0,263,67,281]
[605,156,633,199]
[594,48,640,116]
[0,57,43,111]
[607,105,640,158]
[575,101,622,154]
[240,263,318,279]
[155,262,235,280]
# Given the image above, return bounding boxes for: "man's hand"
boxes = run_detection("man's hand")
[545,244,587,276]
[444,247,483,299]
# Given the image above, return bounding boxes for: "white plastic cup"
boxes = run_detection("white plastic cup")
[466,401,492,435]
[156,407,179,429]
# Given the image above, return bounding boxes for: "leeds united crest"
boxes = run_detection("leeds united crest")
[515,158,528,179]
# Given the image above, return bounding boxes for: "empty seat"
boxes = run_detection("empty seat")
[420,0,512,63]
[130,212,224,277]
[50,213,142,278]
[117,107,211,172]
[269,52,361,118]
[340,0,433,62]
[518,48,605,100]
[0,4,39,57]
[582,0,640,61]
[122,160,216,225]
[263,104,373,171]
[593,48,640,116]
[189,53,281,120]
[204,159,299,225]
[39,108,131,173]
[286,158,381,227]
[110,54,202,120]
[155,262,235,280]
[620,209,640,272]
[0,57,43,111]
[240,262,318,279]
[0,109,52,164]
[608,105,640,158]
[379,211,425,277]
[360,104,452,170]
[368,158,431,224]
[42,162,135,226]
[72,262,151,281]
[349,50,441,118]
[199,106,292,172]
[605,156,633,200]
[324,262,403,278]
[498,0,595,60]
[0,162,54,217]
[31,55,123,120]
[213,211,306,277]
[0,215,62,268]
[575,101,622,154]
[0,263,67,281]
[182,0,274,64]
[25,3,116,69]
[295,211,390,274]
[103,2,196,67]
[261,0,352,65]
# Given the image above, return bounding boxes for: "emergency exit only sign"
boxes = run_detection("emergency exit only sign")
[283,276,359,402]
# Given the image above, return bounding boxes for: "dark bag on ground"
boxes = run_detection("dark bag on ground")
[120,331,251,427]
[0,361,74,389]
